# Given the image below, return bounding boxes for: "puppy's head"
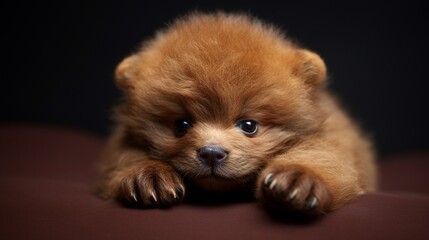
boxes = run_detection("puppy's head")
[115,13,327,191]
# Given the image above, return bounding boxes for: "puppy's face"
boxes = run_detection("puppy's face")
[115,15,326,191]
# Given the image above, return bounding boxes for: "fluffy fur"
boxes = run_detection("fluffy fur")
[98,12,376,215]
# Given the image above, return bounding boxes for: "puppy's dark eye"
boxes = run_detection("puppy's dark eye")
[236,119,259,137]
[175,119,192,137]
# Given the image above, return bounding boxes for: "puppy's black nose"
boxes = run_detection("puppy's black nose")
[197,146,228,168]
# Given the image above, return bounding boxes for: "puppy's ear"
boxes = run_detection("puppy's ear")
[115,55,139,90]
[296,50,327,86]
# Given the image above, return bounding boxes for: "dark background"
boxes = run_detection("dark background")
[1,1,428,157]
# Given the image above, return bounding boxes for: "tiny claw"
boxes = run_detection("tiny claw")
[269,179,277,190]
[175,185,185,198]
[131,191,138,202]
[150,191,158,203]
[264,173,274,186]
[307,196,318,210]
[170,188,178,199]
[288,188,299,201]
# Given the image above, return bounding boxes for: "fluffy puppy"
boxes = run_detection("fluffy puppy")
[98,12,376,215]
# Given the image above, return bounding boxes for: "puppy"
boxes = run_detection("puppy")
[98,12,376,215]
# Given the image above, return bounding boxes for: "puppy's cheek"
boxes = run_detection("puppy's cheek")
[168,151,201,175]
[170,160,199,175]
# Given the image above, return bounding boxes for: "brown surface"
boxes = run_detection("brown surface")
[1,124,428,240]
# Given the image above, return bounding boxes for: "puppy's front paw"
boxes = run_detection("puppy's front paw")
[257,165,332,215]
[119,161,185,208]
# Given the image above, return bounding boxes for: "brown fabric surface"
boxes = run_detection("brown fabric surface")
[1,124,429,240]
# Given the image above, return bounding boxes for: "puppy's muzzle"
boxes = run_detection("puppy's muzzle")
[197,146,228,169]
